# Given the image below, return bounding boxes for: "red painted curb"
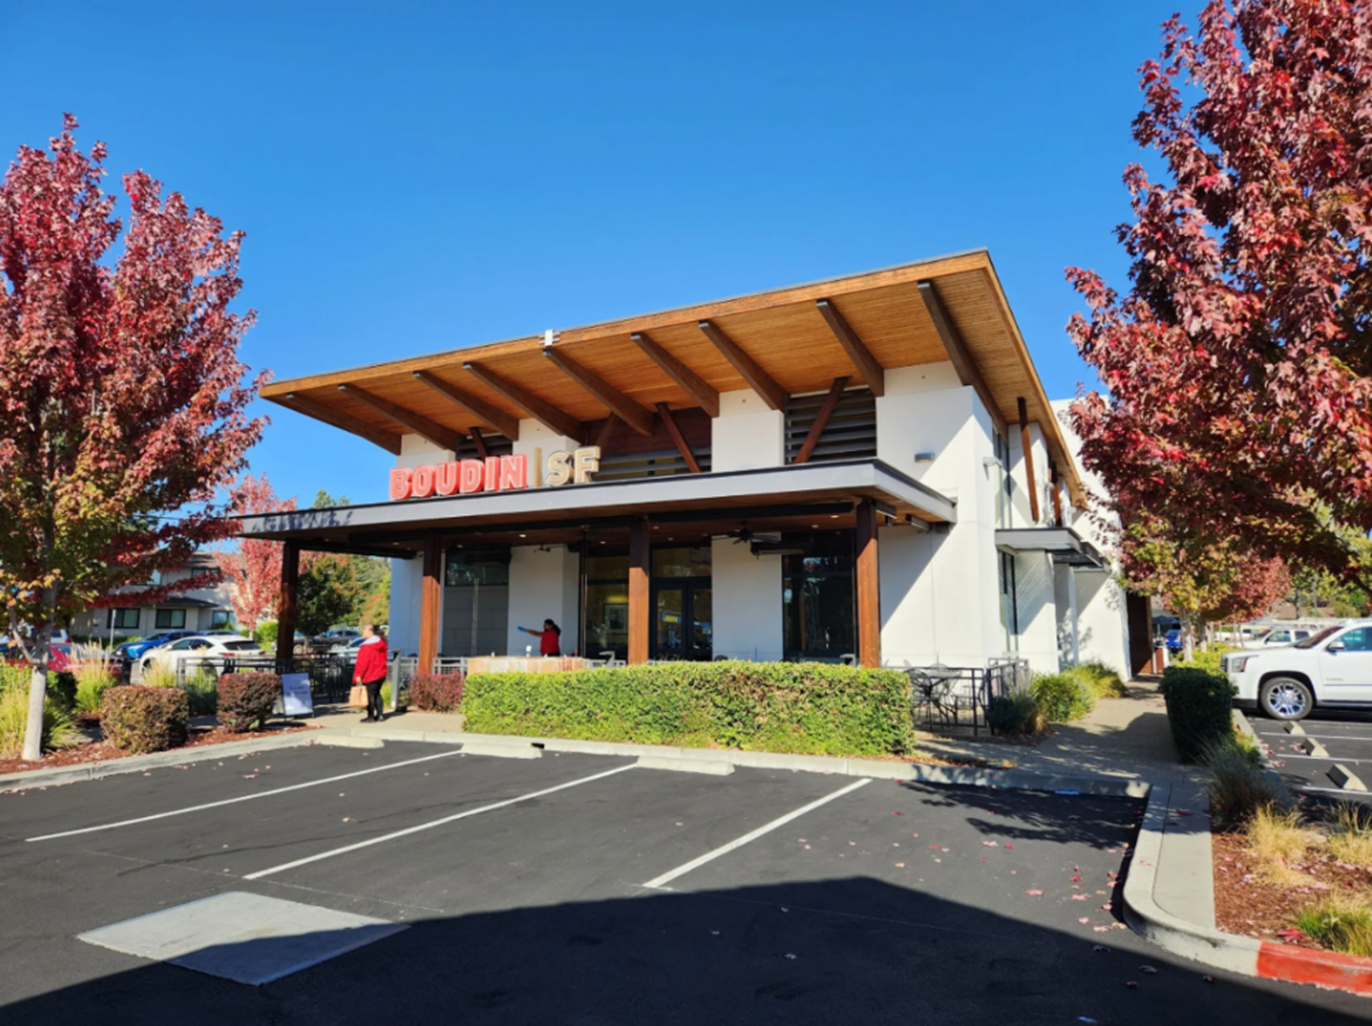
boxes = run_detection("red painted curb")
[1258,942,1372,995]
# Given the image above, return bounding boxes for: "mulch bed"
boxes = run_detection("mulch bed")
[0,722,319,776]
[1212,830,1372,948]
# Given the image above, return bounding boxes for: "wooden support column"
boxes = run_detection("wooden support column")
[1050,461,1063,527]
[276,540,300,669]
[855,499,881,669]
[628,519,650,665]
[419,534,442,672]
[1017,397,1040,525]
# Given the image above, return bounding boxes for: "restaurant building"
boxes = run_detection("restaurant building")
[238,250,1146,677]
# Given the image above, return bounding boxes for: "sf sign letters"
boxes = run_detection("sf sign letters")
[388,447,601,501]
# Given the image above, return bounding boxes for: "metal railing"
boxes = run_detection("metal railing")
[904,658,1030,736]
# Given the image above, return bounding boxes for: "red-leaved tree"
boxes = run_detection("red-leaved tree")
[222,474,296,633]
[0,116,265,759]
[1068,0,1372,591]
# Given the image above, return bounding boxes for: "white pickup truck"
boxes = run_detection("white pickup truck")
[1225,621,1372,720]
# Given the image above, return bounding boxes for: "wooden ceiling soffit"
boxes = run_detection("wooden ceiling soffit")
[543,348,654,435]
[280,392,403,455]
[917,280,1009,438]
[338,383,462,452]
[412,370,520,440]
[629,331,720,417]
[696,319,788,411]
[815,299,884,397]
[462,361,583,440]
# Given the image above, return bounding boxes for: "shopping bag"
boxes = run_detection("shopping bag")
[348,684,368,708]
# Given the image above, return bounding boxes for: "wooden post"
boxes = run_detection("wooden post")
[276,540,300,669]
[628,519,650,665]
[855,499,881,668]
[1050,461,1064,527]
[419,534,442,672]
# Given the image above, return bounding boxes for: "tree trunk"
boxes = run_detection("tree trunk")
[20,609,52,762]
[1180,611,1196,662]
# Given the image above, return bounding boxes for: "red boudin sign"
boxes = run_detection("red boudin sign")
[389,446,601,501]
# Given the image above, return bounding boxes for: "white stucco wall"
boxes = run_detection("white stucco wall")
[711,389,784,472]
[875,367,1004,667]
[396,433,454,469]
[506,544,581,656]
[512,419,580,486]
[1075,569,1131,677]
[711,537,783,660]
[1015,549,1059,673]
[1054,563,1078,666]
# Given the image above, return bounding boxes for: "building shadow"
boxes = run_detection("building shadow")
[4,875,1368,1025]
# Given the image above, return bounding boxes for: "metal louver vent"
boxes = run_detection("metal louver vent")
[785,388,876,464]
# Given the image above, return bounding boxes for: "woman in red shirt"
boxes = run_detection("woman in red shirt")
[353,624,389,722]
[518,619,562,657]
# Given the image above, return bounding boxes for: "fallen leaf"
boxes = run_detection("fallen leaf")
[1025,889,1043,897]
[1070,876,1082,882]
[1125,981,1138,989]
[1005,844,1014,849]
[1093,926,1110,933]
[1276,927,1306,944]
[710,930,720,936]
[1072,894,1089,901]
[1092,944,1109,953]
[895,862,906,868]
[982,841,998,847]
[1140,966,1157,974]
[1202,975,1214,984]
[1078,917,1091,924]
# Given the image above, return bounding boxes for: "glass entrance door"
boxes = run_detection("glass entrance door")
[652,581,712,661]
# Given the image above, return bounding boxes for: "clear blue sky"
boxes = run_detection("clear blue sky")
[3,0,1184,507]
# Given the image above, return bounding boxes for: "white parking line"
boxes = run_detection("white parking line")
[26,750,464,843]
[642,777,871,890]
[243,763,638,880]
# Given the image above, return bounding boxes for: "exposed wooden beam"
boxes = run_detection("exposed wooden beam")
[338,383,461,453]
[629,331,720,417]
[595,414,620,451]
[1018,396,1041,525]
[462,362,583,441]
[794,377,851,466]
[276,540,300,666]
[412,370,521,441]
[655,403,701,474]
[815,300,884,397]
[543,348,654,435]
[470,426,490,459]
[280,392,402,455]
[697,320,788,411]
[917,280,1008,438]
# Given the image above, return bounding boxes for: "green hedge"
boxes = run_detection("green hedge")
[463,661,916,756]
[1160,665,1235,763]
[1030,672,1095,722]
[101,685,189,754]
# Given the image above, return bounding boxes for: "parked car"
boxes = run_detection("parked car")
[139,635,266,676]
[116,630,200,664]
[1225,622,1372,720]
[328,635,366,661]
[1238,627,1314,650]
[310,627,360,653]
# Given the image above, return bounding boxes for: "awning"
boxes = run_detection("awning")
[236,459,956,555]
[995,527,1107,569]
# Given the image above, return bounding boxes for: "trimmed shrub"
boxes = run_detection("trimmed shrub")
[1030,672,1095,722]
[1160,665,1235,763]
[217,672,280,732]
[1173,644,1237,675]
[986,691,1046,738]
[409,672,464,713]
[463,661,916,756]
[1063,661,1129,699]
[0,680,81,759]
[100,685,189,754]
[183,670,219,717]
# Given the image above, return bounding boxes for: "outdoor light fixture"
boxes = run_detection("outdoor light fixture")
[982,456,1001,469]
[915,451,936,463]
[542,329,559,347]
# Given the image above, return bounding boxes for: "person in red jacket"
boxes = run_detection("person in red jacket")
[518,619,562,656]
[353,624,389,722]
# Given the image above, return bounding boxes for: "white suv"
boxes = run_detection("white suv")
[1226,621,1372,720]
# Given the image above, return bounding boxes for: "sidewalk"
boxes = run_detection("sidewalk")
[919,680,1217,929]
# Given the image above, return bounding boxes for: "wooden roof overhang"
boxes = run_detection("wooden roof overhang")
[263,249,1085,506]
[235,459,955,555]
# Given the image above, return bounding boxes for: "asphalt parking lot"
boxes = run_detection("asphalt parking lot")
[2,741,1369,1024]
[1249,709,1372,804]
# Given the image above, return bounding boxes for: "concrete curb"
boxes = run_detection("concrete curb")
[340,725,1151,796]
[1122,776,1372,997]
[0,729,324,793]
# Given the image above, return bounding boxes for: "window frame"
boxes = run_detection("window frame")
[107,607,140,630]
[154,608,187,630]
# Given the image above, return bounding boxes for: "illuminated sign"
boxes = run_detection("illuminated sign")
[389,446,601,501]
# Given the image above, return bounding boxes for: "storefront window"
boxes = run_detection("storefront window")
[782,532,855,661]
[651,546,712,578]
